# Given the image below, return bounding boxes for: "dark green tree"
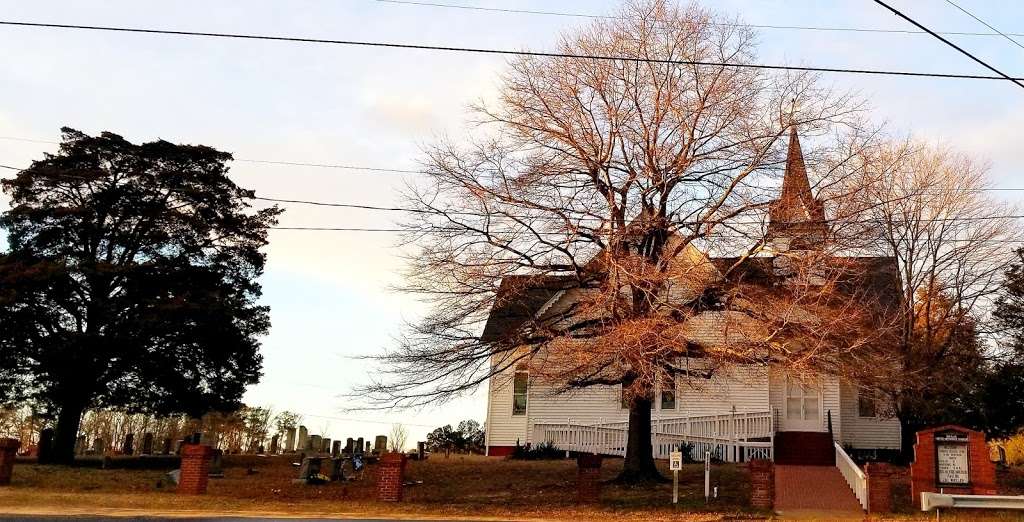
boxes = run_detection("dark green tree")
[0,128,281,463]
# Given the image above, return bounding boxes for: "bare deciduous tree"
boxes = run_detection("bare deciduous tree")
[361,0,888,482]
[389,423,409,453]
[858,141,1022,450]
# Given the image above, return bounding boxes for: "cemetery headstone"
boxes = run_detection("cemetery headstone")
[162,438,173,455]
[37,428,55,464]
[297,426,309,452]
[417,441,426,461]
[329,457,345,481]
[284,427,296,452]
[910,425,997,508]
[208,448,224,477]
[345,438,354,455]
[75,435,86,456]
[270,434,279,454]
[366,441,372,454]
[93,437,106,455]
[295,456,323,483]
[322,438,331,454]
[355,437,364,455]
[174,440,184,455]
[256,445,265,455]
[122,433,135,455]
[331,440,342,458]
[142,433,154,455]
[374,435,388,455]
[309,435,322,454]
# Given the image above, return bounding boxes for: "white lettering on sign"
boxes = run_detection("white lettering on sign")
[937,443,969,485]
[669,451,683,471]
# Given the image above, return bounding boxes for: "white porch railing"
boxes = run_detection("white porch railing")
[834,442,868,511]
[532,411,773,463]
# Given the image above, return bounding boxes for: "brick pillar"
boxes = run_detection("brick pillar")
[377,452,407,502]
[968,431,997,495]
[576,454,602,504]
[748,459,774,510]
[0,439,21,486]
[865,462,893,514]
[178,444,215,495]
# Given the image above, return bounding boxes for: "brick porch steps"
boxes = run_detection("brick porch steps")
[774,431,835,466]
[775,465,863,513]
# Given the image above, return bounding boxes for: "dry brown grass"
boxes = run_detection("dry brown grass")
[0,454,762,520]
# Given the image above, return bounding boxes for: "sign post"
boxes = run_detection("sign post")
[669,450,682,505]
[704,451,711,504]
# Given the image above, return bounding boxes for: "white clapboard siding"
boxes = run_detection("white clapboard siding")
[839,381,901,450]
[485,364,529,447]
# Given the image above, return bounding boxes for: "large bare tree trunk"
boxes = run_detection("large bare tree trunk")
[618,397,664,484]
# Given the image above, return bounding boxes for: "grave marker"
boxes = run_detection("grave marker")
[374,435,388,454]
[142,433,154,455]
[270,434,279,454]
[284,427,296,452]
[122,433,135,455]
[296,426,309,452]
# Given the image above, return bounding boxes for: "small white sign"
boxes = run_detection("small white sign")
[937,443,969,485]
[669,451,683,471]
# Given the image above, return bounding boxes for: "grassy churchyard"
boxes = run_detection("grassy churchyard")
[2,454,1024,520]
[1,454,755,520]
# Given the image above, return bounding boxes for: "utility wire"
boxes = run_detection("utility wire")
[1,20,1023,82]
[375,0,1024,38]
[873,0,1024,90]
[942,0,1024,51]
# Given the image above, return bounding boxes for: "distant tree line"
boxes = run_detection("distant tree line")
[426,420,484,455]
[0,404,302,455]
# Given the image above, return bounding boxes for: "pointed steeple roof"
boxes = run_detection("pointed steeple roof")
[768,126,827,249]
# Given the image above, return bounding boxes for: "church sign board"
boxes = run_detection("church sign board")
[934,430,969,486]
[910,425,997,509]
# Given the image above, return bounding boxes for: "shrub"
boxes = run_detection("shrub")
[507,441,566,460]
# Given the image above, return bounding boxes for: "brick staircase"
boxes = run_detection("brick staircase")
[775,464,863,513]
[774,431,835,466]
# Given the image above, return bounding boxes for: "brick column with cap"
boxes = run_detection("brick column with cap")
[576,453,602,504]
[0,438,21,485]
[178,444,215,495]
[377,452,407,502]
[865,462,894,514]
[748,459,774,510]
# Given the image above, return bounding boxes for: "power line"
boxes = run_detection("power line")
[375,0,1024,38]
[943,0,1024,51]
[873,0,1024,90]
[0,136,427,175]
[1,20,1023,82]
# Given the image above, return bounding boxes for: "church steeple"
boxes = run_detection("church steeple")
[767,126,827,251]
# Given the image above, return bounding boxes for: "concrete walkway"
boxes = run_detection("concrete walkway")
[774,464,863,519]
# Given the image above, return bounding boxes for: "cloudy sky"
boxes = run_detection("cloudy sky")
[2,0,1023,445]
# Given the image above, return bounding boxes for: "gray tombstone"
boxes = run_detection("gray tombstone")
[329,457,345,481]
[331,440,342,458]
[209,449,224,477]
[74,435,86,456]
[141,433,154,455]
[365,441,371,454]
[374,435,388,455]
[121,433,135,455]
[296,456,322,481]
[296,426,309,453]
[256,445,265,455]
[322,438,331,454]
[355,437,364,455]
[284,427,296,452]
[309,435,322,454]
[345,438,354,455]
[269,434,279,454]
[37,428,55,464]
[417,441,426,461]
[162,438,172,455]
[173,439,183,455]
